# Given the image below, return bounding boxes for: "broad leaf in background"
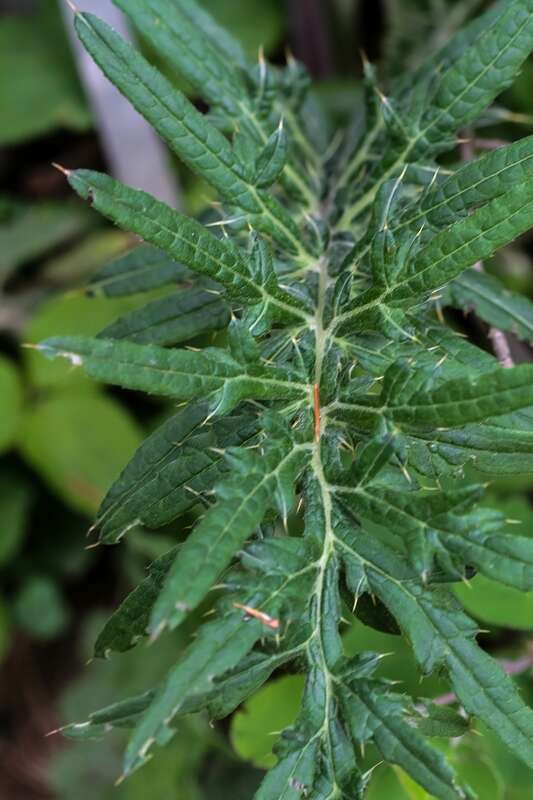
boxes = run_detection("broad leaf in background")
[19,391,142,516]
[0,355,22,454]
[0,0,90,145]
[0,470,33,567]
[0,203,94,286]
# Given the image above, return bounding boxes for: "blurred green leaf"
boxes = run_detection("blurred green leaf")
[14,575,70,640]
[479,722,533,799]
[0,356,22,454]
[0,203,94,284]
[230,675,304,769]
[43,231,130,288]
[18,390,143,515]
[455,574,533,630]
[204,0,285,56]
[49,730,206,800]
[0,1,90,145]
[450,739,504,799]
[0,469,33,566]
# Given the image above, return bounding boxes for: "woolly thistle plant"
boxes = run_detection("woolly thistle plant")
[39,1,533,797]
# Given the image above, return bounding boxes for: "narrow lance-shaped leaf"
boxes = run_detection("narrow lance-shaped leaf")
[36,335,309,416]
[389,179,533,305]
[255,121,289,189]
[149,438,310,636]
[347,135,533,272]
[409,420,533,475]
[73,11,312,258]
[339,683,463,800]
[74,11,258,214]
[94,403,259,544]
[336,519,533,767]
[418,0,533,151]
[125,612,265,777]
[67,169,311,322]
[446,268,533,347]
[338,179,533,334]
[100,287,230,346]
[94,547,178,658]
[388,363,533,428]
[420,135,533,227]
[62,690,157,741]
[160,0,248,70]
[87,244,191,298]
[433,508,533,592]
[341,0,533,225]
[113,0,249,118]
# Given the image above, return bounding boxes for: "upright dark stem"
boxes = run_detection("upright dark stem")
[287,0,335,79]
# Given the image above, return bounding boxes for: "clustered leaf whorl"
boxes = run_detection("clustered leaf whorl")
[42,1,533,797]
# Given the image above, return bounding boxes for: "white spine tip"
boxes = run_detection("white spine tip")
[52,162,71,176]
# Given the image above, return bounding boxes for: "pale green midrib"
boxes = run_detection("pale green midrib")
[304,249,344,794]
[82,352,310,393]
[337,8,533,229]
